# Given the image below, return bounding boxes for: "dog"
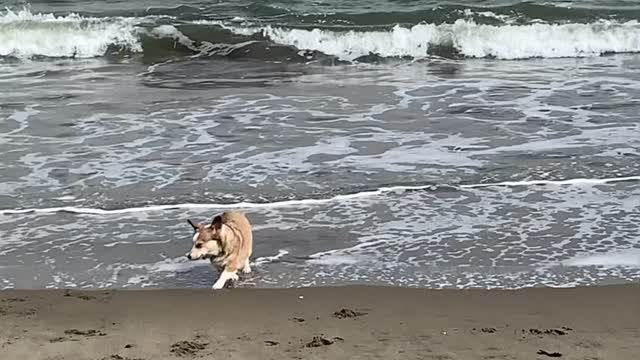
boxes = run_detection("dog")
[185,211,253,289]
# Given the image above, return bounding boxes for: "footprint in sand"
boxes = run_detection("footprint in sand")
[99,355,145,360]
[169,340,208,357]
[64,329,107,337]
[304,336,344,348]
[332,308,368,319]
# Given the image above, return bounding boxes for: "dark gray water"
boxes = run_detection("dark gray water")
[0,1,639,289]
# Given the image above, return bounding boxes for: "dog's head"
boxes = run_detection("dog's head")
[185,215,224,260]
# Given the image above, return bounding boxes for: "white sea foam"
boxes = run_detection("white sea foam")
[460,9,517,24]
[461,176,640,188]
[148,24,196,49]
[308,254,362,265]
[4,7,640,60]
[0,176,637,216]
[563,249,640,268]
[0,8,190,58]
[217,19,640,60]
[253,249,289,266]
[0,8,142,58]
[122,250,289,281]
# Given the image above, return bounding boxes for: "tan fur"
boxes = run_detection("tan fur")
[186,211,253,289]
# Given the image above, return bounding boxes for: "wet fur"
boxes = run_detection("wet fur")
[186,211,253,289]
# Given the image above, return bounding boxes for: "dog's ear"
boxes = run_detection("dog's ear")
[211,215,223,229]
[187,219,198,230]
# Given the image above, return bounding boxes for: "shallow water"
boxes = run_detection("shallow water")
[0,1,639,289]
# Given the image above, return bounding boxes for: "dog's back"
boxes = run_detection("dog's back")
[221,211,253,269]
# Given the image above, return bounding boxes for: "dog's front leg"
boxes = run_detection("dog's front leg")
[212,267,238,290]
[242,258,252,274]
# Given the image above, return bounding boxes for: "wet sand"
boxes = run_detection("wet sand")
[1,284,638,359]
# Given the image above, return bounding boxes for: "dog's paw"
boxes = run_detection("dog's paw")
[212,271,239,290]
[242,265,252,274]
[212,282,225,290]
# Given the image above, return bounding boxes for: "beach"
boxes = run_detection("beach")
[2,2,640,290]
[2,1,640,358]
[1,284,638,359]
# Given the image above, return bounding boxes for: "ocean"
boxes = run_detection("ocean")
[0,0,639,289]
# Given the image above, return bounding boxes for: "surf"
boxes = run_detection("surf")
[3,7,640,62]
[1,175,638,216]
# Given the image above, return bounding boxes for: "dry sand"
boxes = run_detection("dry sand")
[0,284,638,359]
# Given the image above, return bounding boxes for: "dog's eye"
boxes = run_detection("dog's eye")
[195,243,202,249]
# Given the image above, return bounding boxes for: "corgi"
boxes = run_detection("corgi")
[186,211,253,289]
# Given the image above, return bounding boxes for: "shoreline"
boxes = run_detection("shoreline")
[1,284,638,359]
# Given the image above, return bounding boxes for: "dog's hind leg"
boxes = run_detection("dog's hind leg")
[212,268,239,290]
[242,258,252,274]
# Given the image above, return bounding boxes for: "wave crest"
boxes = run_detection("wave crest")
[0,8,143,58]
[226,19,640,60]
[3,7,640,61]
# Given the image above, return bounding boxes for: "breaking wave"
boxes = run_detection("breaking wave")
[2,8,640,61]
[0,8,197,59]
[0,8,142,58]
[221,19,640,60]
